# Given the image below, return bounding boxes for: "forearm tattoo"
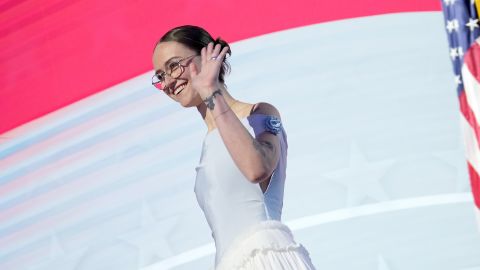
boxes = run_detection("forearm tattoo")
[252,138,276,161]
[204,89,222,110]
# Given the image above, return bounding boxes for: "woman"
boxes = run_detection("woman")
[152,25,316,270]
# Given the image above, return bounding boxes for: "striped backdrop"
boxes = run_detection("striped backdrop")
[1,1,480,270]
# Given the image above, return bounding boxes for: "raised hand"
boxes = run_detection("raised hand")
[188,42,229,99]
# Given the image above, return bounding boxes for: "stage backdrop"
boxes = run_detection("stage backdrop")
[1,1,480,270]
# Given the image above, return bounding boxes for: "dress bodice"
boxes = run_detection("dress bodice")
[194,114,288,265]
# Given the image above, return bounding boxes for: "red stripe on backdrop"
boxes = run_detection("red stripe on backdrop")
[468,162,480,209]
[0,0,441,134]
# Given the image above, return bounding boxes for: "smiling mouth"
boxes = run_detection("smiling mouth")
[173,83,187,96]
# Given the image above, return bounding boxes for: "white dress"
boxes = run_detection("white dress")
[194,113,316,270]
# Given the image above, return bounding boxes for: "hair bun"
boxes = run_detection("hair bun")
[214,37,232,56]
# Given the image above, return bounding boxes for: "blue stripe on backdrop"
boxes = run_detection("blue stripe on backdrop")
[0,125,199,213]
[0,89,156,160]
[0,104,188,185]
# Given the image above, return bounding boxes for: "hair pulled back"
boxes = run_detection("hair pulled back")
[156,25,231,84]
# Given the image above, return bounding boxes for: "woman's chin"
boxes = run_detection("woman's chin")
[179,96,203,108]
[179,102,193,108]
[178,98,198,108]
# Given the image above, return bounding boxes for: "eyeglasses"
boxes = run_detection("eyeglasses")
[152,55,197,91]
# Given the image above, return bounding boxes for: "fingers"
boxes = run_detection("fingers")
[203,42,229,62]
[211,43,221,58]
[217,46,229,61]
[204,42,217,60]
[207,42,215,55]
[201,47,207,65]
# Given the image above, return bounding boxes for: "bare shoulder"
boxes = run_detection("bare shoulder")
[250,102,281,120]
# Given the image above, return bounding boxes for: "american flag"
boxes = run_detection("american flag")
[441,0,480,225]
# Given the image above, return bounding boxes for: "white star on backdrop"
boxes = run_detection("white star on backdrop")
[117,201,179,268]
[466,18,479,32]
[27,232,88,270]
[323,142,394,207]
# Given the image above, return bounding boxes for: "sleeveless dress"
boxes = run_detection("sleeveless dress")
[194,113,316,270]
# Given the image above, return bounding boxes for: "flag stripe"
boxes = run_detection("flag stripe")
[460,113,480,208]
[468,161,480,208]
[459,90,480,149]
[463,39,480,93]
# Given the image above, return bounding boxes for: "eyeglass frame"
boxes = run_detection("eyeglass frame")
[152,54,197,91]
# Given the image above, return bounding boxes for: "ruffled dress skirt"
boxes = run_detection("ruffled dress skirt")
[216,220,316,270]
